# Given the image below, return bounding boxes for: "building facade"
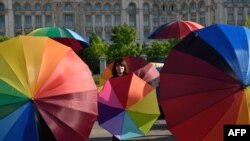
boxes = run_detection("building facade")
[0,0,250,41]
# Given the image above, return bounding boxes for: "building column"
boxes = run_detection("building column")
[5,0,14,36]
[121,0,127,24]
[138,0,144,40]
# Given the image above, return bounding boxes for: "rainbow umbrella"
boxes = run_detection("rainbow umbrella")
[99,56,159,91]
[98,73,160,140]
[0,36,97,141]
[28,27,90,51]
[160,24,250,141]
[148,20,204,39]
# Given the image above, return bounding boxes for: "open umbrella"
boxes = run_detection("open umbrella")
[28,27,90,51]
[159,24,250,141]
[148,20,204,39]
[98,73,160,140]
[99,56,159,91]
[0,36,97,141]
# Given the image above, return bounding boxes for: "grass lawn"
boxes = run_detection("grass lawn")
[93,74,100,86]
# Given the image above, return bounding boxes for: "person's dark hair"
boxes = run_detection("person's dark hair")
[112,57,129,77]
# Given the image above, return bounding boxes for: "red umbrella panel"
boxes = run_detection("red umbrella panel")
[0,36,97,141]
[148,20,204,39]
[99,56,159,91]
[98,73,160,140]
[159,24,250,141]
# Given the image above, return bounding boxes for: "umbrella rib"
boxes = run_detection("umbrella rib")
[0,79,26,98]
[163,72,238,83]
[170,89,240,134]
[163,85,241,101]
[207,26,244,83]
[198,95,241,141]
[37,108,89,139]
[0,57,27,93]
[35,91,98,115]
[37,67,89,95]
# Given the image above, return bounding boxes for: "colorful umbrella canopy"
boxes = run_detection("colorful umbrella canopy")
[98,73,160,140]
[0,36,97,141]
[159,24,250,141]
[28,27,90,51]
[99,56,159,91]
[148,20,204,39]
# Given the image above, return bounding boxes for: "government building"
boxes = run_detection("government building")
[0,0,250,41]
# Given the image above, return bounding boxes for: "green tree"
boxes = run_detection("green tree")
[78,33,108,74]
[108,23,142,62]
[145,39,179,62]
[245,18,250,28]
[0,35,9,42]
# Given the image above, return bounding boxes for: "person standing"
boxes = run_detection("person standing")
[111,57,128,141]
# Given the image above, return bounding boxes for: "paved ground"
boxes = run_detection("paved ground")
[89,119,177,141]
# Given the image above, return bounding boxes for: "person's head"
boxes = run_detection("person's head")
[112,57,129,77]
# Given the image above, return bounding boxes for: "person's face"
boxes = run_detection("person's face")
[116,64,125,76]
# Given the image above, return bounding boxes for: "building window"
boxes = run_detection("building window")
[153,16,159,29]
[114,15,120,26]
[0,3,4,29]
[199,12,205,25]
[85,3,92,12]
[25,15,32,28]
[143,3,150,14]
[162,5,166,12]
[0,3,4,11]
[0,15,4,29]
[143,15,149,26]
[95,3,101,11]
[25,3,32,11]
[86,15,92,27]
[96,31,102,39]
[144,30,150,38]
[95,15,102,27]
[129,15,136,27]
[170,4,176,12]
[237,7,244,25]
[14,15,21,28]
[44,3,51,11]
[64,14,73,28]
[181,3,188,12]
[191,13,196,22]
[190,2,197,10]
[35,3,41,11]
[35,15,42,28]
[182,13,188,20]
[86,32,92,39]
[13,3,21,11]
[104,3,111,11]
[128,3,136,12]
[105,32,111,40]
[248,7,250,18]
[128,3,136,27]
[161,16,167,25]
[227,7,234,24]
[153,4,159,14]
[105,15,111,27]
[113,3,120,12]
[198,1,205,9]
[45,15,52,26]
[64,3,73,11]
